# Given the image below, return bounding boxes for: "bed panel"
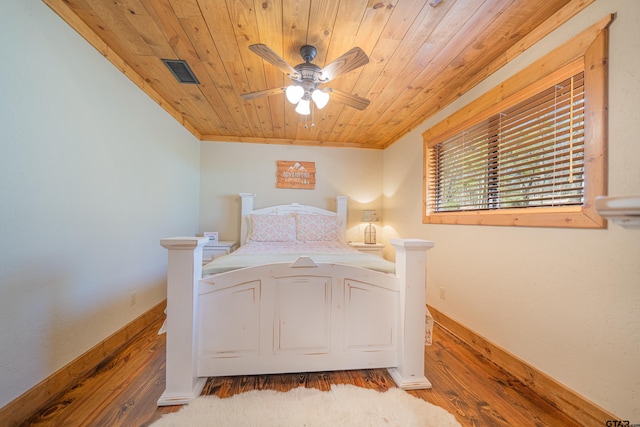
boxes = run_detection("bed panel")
[198,280,260,357]
[275,275,332,353]
[344,279,398,350]
[194,263,401,378]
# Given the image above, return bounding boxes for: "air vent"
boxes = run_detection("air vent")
[161,59,200,84]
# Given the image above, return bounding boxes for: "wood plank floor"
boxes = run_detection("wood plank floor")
[23,314,580,427]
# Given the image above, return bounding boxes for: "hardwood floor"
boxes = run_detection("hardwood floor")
[23,314,580,427]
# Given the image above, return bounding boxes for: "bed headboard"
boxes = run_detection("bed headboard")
[239,193,348,246]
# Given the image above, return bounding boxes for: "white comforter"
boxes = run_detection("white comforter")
[202,241,396,275]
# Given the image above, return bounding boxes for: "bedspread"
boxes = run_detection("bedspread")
[202,241,396,275]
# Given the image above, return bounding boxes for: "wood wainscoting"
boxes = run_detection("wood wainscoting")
[0,301,166,427]
[428,305,616,427]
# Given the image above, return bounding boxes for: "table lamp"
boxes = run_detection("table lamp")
[361,210,379,244]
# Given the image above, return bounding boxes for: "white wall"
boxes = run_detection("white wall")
[383,0,640,420]
[0,1,200,407]
[199,142,384,244]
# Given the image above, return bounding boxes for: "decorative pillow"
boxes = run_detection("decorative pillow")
[296,214,339,242]
[248,214,296,242]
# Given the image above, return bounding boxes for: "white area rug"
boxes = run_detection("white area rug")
[152,384,461,427]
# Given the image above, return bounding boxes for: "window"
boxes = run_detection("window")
[423,19,610,228]
[431,71,585,212]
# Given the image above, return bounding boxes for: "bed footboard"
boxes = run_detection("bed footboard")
[158,237,434,406]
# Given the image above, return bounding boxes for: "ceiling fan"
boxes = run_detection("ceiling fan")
[240,44,370,115]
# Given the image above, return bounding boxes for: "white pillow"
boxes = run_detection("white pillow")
[248,214,296,242]
[296,214,339,242]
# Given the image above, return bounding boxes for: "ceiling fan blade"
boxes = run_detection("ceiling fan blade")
[324,87,370,110]
[249,44,300,78]
[319,47,369,82]
[240,87,286,100]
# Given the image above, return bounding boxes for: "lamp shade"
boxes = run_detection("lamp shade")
[311,89,330,109]
[285,85,304,104]
[295,99,311,115]
[361,210,379,222]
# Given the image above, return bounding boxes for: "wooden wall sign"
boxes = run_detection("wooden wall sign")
[276,161,316,189]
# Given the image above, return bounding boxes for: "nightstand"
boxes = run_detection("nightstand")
[202,240,237,265]
[349,242,385,258]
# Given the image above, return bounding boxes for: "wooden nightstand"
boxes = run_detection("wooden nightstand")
[202,240,237,265]
[349,242,385,258]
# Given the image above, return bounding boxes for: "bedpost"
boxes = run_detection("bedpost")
[388,238,435,390]
[157,236,209,406]
[336,196,348,243]
[239,193,256,246]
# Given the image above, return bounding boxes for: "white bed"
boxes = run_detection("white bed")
[158,193,434,406]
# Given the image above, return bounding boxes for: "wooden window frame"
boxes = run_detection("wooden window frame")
[422,16,612,228]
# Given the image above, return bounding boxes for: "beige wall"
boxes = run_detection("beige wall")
[0,1,200,408]
[199,142,384,245]
[383,0,640,419]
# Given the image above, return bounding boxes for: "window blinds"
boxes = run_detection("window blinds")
[429,72,585,212]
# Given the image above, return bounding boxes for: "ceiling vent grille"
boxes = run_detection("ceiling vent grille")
[162,59,200,84]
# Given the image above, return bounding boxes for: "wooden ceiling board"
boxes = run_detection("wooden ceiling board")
[178,18,245,134]
[363,0,568,146]
[253,1,287,139]
[43,0,593,149]
[366,0,501,143]
[379,0,588,148]
[344,1,460,144]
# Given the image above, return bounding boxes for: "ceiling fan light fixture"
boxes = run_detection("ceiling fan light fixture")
[295,99,311,115]
[243,43,370,114]
[311,89,330,109]
[286,85,304,104]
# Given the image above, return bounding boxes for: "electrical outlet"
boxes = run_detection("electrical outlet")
[130,291,137,306]
[439,287,446,300]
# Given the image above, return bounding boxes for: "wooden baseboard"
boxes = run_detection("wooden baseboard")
[0,301,166,427]
[428,305,616,427]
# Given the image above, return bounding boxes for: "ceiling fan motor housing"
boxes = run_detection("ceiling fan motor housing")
[294,62,322,80]
[293,61,323,99]
[299,45,317,62]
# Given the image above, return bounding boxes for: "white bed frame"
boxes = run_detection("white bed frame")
[158,194,434,406]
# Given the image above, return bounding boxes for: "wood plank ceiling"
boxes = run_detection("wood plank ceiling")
[43,0,590,149]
